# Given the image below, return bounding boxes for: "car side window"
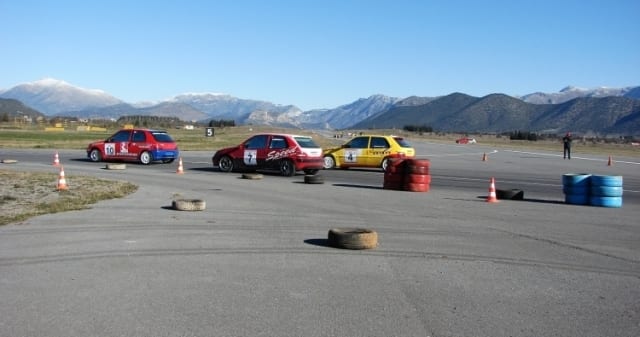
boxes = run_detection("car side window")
[269,137,287,149]
[132,131,146,142]
[348,137,369,149]
[371,137,390,148]
[245,135,268,149]
[110,130,131,142]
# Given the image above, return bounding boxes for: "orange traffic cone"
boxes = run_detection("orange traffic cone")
[482,152,488,161]
[56,166,68,190]
[53,151,60,166]
[486,177,498,203]
[176,157,184,174]
[607,155,613,166]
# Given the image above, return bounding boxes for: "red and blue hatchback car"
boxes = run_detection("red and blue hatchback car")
[87,128,179,165]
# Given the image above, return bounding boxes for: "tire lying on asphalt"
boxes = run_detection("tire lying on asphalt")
[242,173,263,180]
[105,163,127,170]
[328,228,378,250]
[172,199,206,211]
[304,174,324,184]
[496,188,524,200]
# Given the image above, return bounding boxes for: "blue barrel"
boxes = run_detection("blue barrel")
[589,175,623,208]
[562,173,590,205]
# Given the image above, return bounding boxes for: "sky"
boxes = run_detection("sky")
[1,0,639,111]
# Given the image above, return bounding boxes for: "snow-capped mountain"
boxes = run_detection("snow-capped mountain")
[298,94,402,130]
[520,86,639,104]
[170,93,302,122]
[1,78,638,132]
[0,78,122,115]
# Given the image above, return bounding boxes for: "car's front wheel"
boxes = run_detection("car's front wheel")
[323,156,335,169]
[140,151,153,165]
[381,158,390,172]
[218,156,234,172]
[280,159,295,176]
[89,149,102,162]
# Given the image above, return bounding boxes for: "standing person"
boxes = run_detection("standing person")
[562,132,572,159]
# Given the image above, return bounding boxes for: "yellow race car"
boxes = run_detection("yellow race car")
[323,135,415,171]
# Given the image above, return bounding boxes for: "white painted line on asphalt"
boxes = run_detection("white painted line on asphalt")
[418,149,499,158]
[446,176,638,193]
[449,176,561,188]
[504,150,640,165]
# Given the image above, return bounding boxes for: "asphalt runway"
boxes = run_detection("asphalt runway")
[1,142,639,337]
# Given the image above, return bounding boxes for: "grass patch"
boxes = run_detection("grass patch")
[0,125,339,151]
[0,125,637,157]
[0,169,138,226]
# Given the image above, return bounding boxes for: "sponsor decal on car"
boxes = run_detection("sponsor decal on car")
[267,148,297,161]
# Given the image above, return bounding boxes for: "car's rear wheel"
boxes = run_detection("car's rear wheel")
[280,159,295,176]
[140,151,153,165]
[89,149,102,162]
[323,156,335,169]
[218,156,234,172]
[162,158,175,164]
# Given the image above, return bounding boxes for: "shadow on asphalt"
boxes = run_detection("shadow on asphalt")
[70,157,96,163]
[332,183,382,190]
[304,238,332,248]
[474,195,566,205]
[521,198,568,205]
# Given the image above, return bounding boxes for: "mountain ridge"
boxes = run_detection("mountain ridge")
[1,78,639,135]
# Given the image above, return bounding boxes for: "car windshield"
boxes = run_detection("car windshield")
[393,137,412,148]
[294,136,320,148]
[152,132,175,143]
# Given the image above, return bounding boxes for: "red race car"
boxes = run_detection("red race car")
[87,128,179,165]
[455,137,477,144]
[212,133,324,176]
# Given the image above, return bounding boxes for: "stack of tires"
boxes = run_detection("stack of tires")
[383,158,406,190]
[404,159,431,192]
[382,158,431,192]
[562,173,623,208]
[589,175,623,208]
[562,173,591,205]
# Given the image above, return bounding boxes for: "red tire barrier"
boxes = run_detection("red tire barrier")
[407,165,430,175]
[383,181,404,190]
[383,158,432,192]
[385,158,406,174]
[406,159,431,168]
[405,182,430,192]
[384,172,404,184]
[383,158,406,190]
[405,173,432,184]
